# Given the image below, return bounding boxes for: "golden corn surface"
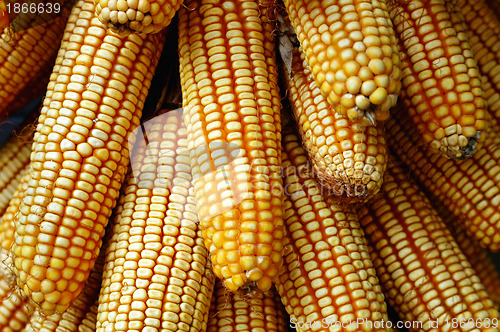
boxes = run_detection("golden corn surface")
[94,0,183,35]
[0,165,30,251]
[97,109,215,332]
[12,0,166,315]
[432,202,500,308]
[0,253,32,332]
[178,0,284,292]
[24,249,104,332]
[386,103,500,251]
[283,39,387,202]
[275,129,390,332]
[458,0,500,122]
[0,3,68,121]
[390,0,487,159]
[207,280,287,332]
[283,0,401,123]
[358,162,500,331]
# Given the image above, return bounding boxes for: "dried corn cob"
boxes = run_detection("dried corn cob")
[178,0,284,292]
[358,162,500,331]
[386,103,500,251]
[94,0,182,35]
[24,248,105,332]
[457,0,500,121]
[282,33,387,202]
[389,0,487,159]
[275,129,390,332]
[0,165,30,251]
[0,2,69,121]
[282,0,401,123]
[12,0,166,315]
[207,280,287,332]
[433,202,500,308]
[0,134,31,217]
[485,0,500,22]
[96,109,216,332]
[78,301,99,332]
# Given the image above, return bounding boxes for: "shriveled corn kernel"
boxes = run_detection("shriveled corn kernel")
[12,0,166,316]
[390,0,488,159]
[179,0,284,292]
[282,0,401,123]
[96,109,215,332]
[275,129,390,332]
[358,162,499,331]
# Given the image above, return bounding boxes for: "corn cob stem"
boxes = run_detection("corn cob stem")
[389,0,487,159]
[12,0,166,315]
[281,28,387,202]
[275,129,390,332]
[358,162,500,331]
[178,0,284,292]
[96,109,215,332]
[386,103,500,251]
[207,280,287,332]
[94,0,183,35]
[282,0,402,123]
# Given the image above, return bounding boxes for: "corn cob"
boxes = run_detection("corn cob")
[0,134,31,217]
[456,0,500,122]
[485,0,500,22]
[433,202,500,308]
[275,129,390,332]
[78,301,99,332]
[23,247,105,332]
[207,280,287,332]
[358,162,500,331]
[0,2,69,121]
[0,2,7,30]
[0,165,30,251]
[282,32,387,202]
[389,0,487,159]
[97,109,216,332]
[0,252,32,332]
[12,0,166,315]
[178,0,284,292]
[94,0,182,35]
[282,0,402,123]
[386,103,500,251]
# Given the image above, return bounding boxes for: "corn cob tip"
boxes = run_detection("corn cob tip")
[447,131,482,160]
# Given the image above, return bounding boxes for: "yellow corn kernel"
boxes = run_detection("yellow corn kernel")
[390,0,488,159]
[25,249,105,331]
[0,164,30,251]
[283,37,387,202]
[282,0,402,123]
[434,203,500,308]
[12,0,166,315]
[458,0,500,122]
[275,129,390,332]
[178,0,284,292]
[0,135,31,218]
[207,280,287,332]
[0,0,69,121]
[358,162,499,330]
[0,253,33,332]
[94,0,183,35]
[386,102,500,251]
[96,109,216,332]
